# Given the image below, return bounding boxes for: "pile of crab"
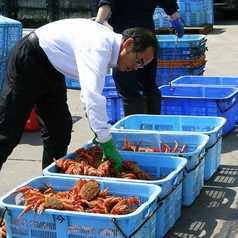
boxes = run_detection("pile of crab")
[54,145,154,180]
[122,134,186,153]
[13,178,140,219]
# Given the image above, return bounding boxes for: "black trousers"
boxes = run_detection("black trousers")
[0,32,72,165]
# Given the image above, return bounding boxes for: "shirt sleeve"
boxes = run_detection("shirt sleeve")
[74,47,112,142]
[157,0,179,16]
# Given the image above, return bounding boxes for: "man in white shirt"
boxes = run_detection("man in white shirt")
[0,18,158,171]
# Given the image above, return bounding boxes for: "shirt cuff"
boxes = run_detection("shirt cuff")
[97,134,112,144]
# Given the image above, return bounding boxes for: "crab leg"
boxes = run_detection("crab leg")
[160,141,172,153]
[18,204,35,219]
[11,186,33,194]
[124,134,128,148]
[149,146,161,152]
[135,140,143,151]
[172,140,178,153]
[178,144,186,153]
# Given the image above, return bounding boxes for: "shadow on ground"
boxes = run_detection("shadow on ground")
[165,163,238,238]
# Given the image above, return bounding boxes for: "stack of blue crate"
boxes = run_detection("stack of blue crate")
[0,14,22,91]
[156,34,207,87]
[153,0,213,28]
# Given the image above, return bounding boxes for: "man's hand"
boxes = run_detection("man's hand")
[100,138,122,170]
[169,18,184,38]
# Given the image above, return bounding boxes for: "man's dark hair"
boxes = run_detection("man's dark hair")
[122,27,159,57]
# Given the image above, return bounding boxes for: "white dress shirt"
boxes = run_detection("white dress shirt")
[35,18,122,141]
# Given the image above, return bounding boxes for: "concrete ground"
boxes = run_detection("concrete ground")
[1,11,238,238]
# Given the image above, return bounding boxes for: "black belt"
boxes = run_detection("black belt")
[28,32,39,49]
[26,31,47,59]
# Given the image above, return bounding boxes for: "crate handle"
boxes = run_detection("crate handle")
[189,46,208,56]
[216,99,238,114]
[190,60,207,68]
[0,208,7,228]
[207,132,224,151]
[112,198,164,238]
[189,38,207,49]
[162,174,186,201]
[185,148,208,173]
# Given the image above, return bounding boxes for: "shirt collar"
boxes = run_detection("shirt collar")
[108,33,122,68]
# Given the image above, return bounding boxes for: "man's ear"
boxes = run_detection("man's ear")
[123,38,134,51]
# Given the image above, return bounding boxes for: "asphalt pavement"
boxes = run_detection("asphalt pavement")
[0,11,238,238]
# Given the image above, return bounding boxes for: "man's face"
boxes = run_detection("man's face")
[117,38,154,71]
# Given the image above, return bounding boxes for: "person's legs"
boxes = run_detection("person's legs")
[0,35,48,165]
[35,74,72,170]
[0,32,72,170]
[137,57,161,115]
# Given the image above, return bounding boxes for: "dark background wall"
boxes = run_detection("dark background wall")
[0,0,99,27]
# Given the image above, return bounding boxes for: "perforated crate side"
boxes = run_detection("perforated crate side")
[0,176,162,238]
[157,43,207,61]
[106,97,124,123]
[179,10,207,27]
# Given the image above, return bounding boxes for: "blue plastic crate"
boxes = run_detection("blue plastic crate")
[0,176,162,238]
[108,131,209,206]
[0,14,22,59]
[44,148,187,237]
[102,86,119,98]
[156,62,206,87]
[65,74,113,90]
[44,151,187,198]
[106,97,124,123]
[160,85,238,136]
[65,76,81,89]
[156,35,206,48]
[104,74,115,87]
[172,75,238,87]
[68,131,208,207]
[157,42,207,60]
[178,0,208,11]
[179,9,207,27]
[101,87,124,123]
[0,14,22,92]
[111,115,226,181]
[172,76,238,124]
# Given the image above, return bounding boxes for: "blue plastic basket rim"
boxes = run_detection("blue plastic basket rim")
[84,132,210,157]
[0,176,162,219]
[172,76,238,86]
[43,154,188,185]
[156,35,206,43]
[111,115,227,134]
[159,85,238,100]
